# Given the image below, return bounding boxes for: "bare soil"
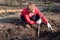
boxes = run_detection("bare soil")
[0,12,60,40]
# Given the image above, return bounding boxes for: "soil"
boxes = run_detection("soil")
[0,12,60,40]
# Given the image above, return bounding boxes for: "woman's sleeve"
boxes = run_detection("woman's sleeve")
[37,9,48,24]
[24,14,36,24]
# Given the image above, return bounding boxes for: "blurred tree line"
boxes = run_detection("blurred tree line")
[0,0,59,9]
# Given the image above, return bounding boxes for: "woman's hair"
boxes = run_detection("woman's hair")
[27,2,35,11]
[28,2,34,5]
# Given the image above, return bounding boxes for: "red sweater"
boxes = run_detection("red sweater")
[21,7,48,24]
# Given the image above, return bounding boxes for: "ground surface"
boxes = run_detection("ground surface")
[0,0,60,40]
[0,12,60,40]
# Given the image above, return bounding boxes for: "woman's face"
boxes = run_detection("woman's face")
[28,4,35,12]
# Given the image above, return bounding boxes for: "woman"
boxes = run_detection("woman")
[21,2,55,31]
